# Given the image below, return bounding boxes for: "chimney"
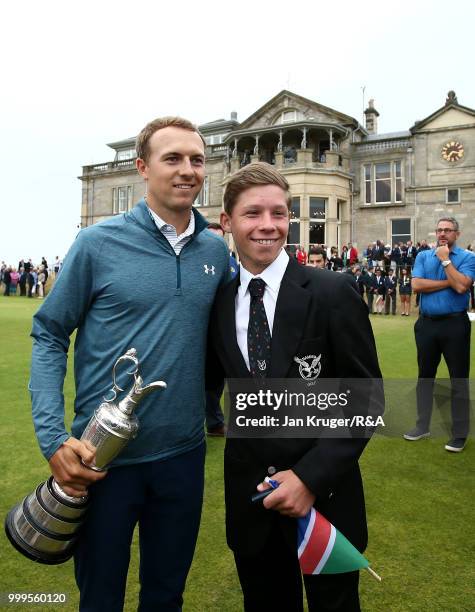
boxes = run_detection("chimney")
[230,111,238,121]
[364,99,379,135]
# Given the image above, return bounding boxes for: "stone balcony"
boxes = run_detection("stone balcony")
[81,158,136,177]
[227,149,350,175]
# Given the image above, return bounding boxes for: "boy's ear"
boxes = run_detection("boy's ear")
[220,211,232,234]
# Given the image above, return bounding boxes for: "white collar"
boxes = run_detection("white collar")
[239,249,289,295]
[148,206,195,236]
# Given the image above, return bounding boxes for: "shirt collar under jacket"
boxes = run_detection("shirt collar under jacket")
[129,199,209,237]
[239,248,289,298]
[148,206,195,239]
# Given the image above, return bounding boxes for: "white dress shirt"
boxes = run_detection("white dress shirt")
[148,206,195,255]
[236,249,289,370]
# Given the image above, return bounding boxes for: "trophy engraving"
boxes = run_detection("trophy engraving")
[5,348,166,564]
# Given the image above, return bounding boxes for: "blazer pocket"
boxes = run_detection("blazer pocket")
[295,336,325,356]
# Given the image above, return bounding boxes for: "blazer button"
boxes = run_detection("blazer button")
[328,491,334,499]
[267,466,277,476]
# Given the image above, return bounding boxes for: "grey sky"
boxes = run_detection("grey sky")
[1,0,474,266]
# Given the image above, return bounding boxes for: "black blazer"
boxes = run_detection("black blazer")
[207,258,382,557]
[384,275,397,293]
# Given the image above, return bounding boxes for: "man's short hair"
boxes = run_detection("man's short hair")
[135,116,205,162]
[437,216,459,231]
[207,222,224,234]
[223,162,291,215]
[309,247,327,261]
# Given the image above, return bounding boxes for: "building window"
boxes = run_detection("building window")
[363,160,403,204]
[310,197,326,219]
[287,196,300,245]
[274,110,303,125]
[375,162,391,203]
[117,149,136,160]
[364,165,372,203]
[194,176,210,207]
[112,186,132,214]
[395,161,402,202]
[446,188,460,203]
[309,197,326,246]
[290,196,300,220]
[282,110,297,123]
[204,133,229,145]
[391,218,411,245]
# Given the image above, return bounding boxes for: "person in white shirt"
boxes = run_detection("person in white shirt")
[206,162,382,612]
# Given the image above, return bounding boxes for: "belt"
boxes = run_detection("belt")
[421,312,467,321]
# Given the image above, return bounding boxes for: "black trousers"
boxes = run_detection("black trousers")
[385,292,397,314]
[414,313,471,438]
[74,444,205,612]
[366,292,374,313]
[233,521,360,612]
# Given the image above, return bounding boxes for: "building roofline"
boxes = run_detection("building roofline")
[238,89,360,130]
[410,97,475,133]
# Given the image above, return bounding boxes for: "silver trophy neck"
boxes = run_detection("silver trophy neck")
[117,377,167,416]
[94,402,139,440]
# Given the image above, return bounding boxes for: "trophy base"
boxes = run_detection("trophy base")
[5,505,75,565]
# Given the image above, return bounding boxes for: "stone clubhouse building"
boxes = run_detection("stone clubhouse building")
[80,90,475,252]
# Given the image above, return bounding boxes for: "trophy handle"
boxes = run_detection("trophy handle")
[104,348,140,403]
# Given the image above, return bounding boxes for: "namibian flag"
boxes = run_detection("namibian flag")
[297,508,370,575]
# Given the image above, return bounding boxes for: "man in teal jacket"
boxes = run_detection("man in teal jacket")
[29,117,229,611]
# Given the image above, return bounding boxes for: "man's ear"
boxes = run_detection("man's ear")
[220,211,232,234]
[136,158,148,179]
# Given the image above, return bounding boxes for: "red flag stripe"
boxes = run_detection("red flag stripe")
[299,511,332,574]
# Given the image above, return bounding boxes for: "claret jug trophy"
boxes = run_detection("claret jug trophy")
[5,348,166,564]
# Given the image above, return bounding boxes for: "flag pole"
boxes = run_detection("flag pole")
[366,567,382,582]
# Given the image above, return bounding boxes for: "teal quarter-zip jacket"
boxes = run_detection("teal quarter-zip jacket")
[29,200,229,465]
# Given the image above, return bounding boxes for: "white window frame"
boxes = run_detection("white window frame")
[112,186,133,214]
[204,133,229,145]
[375,162,392,204]
[194,176,210,207]
[117,149,136,160]
[364,164,372,205]
[394,160,402,203]
[274,109,303,125]
[309,197,327,246]
[362,160,404,205]
[446,188,460,203]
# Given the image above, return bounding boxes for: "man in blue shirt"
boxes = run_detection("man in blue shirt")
[404,217,475,452]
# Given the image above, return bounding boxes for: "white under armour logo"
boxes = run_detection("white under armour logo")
[204,264,215,275]
[257,360,266,370]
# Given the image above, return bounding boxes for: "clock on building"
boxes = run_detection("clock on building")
[441,141,464,162]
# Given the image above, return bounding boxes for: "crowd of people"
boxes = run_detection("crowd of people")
[290,240,475,315]
[0,257,62,298]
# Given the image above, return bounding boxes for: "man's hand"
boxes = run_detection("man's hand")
[256,470,315,518]
[48,438,107,497]
[436,245,450,261]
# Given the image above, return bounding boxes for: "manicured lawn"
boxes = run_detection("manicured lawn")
[0,297,473,611]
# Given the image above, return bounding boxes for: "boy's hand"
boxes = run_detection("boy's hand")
[257,470,315,518]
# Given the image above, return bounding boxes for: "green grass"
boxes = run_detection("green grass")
[0,297,473,611]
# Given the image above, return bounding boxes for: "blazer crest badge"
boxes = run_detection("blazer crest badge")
[294,354,322,381]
